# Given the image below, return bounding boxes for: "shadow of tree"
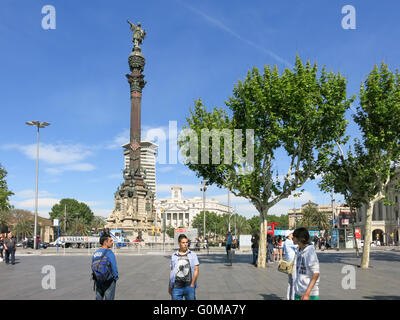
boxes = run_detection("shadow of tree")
[363,295,400,300]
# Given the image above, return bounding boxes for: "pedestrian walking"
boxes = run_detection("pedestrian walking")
[4,232,17,265]
[169,234,199,300]
[0,234,4,262]
[293,227,320,300]
[91,233,119,300]
[283,230,297,300]
[226,232,233,264]
[251,234,259,266]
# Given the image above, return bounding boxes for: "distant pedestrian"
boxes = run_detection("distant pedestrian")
[0,234,4,262]
[267,236,274,263]
[4,232,17,265]
[283,230,297,300]
[277,236,283,261]
[91,233,119,300]
[169,234,199,300]
[293,227,320,300]
[226,232,233,263]
[251,234,259,266]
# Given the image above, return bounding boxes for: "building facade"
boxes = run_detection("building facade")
[287,198,400,245]
[354,196,400,245]
[154,186,232,228]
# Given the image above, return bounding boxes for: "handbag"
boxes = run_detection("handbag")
[277,259,294,275]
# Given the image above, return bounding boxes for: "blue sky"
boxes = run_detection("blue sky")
[1,0,399,219]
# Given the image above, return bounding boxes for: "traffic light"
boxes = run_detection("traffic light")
[157,227,160,234]
[152,226,155,234]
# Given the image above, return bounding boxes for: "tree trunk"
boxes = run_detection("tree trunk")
[360,202,373,269]
[257,211,267,268]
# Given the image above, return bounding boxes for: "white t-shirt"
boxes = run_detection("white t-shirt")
[294,244,320,297]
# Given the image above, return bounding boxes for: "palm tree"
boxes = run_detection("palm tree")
[298,203,331,233]
[90,216,106,235]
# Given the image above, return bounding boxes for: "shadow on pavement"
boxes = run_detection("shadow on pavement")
[198,254,253,265]
[363,295,400,300]
[260,294,283,300]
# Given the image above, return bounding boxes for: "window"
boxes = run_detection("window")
[378,202,383,221]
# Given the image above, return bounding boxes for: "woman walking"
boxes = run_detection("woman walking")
[283,231,297,300]
[293,227,320,300]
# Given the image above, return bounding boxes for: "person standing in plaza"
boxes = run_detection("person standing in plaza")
[293,227,320,300]
[0,234,4,262]
[169,234,199,300]
[91,233,119,300]
[251,233,259,266]
[226,232,233,262]
[283,230,297,300]
[4,232,16,265]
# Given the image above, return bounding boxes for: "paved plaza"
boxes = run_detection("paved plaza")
[0,248,399,300]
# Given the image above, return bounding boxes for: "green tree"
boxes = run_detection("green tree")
[91,216,106,234]
[297,203,330,232]
[10,209,33,239]
[179,56,353,267]
[247,215,260,235]
[231,213,250,237]
[166,226,175,238]
[320,63,400,269]
[0,164,14,212]
[192,211,221,237]
[49,198,94,235]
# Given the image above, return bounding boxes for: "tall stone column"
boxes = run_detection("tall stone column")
[126,46,146,183]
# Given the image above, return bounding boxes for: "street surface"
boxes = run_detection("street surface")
[1,248,399,300]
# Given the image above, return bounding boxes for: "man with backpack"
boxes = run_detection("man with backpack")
[91,233,119,300]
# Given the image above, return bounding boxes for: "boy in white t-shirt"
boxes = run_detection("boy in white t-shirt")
[293,227,320,300]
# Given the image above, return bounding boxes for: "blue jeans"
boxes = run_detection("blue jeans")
[252,248,258,265]
[96,280,116,300]
[171,286,196,300]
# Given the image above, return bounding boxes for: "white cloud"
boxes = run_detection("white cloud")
[3,143,93,165]
[13,189,55,199]
[12,198,60,210]
[93,209,112,218]
[45,163,95,175]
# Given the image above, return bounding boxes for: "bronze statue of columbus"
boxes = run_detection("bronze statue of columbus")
[127,20,146,48]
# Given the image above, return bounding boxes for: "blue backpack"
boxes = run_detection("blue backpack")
[91,249,113,283]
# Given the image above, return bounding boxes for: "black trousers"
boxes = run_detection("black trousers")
[5,249,15,264]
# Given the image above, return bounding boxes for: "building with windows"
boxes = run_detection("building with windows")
[354,195,400,245]
[154,186,232,228]
[123,141,157,198]
[287,201,349,229]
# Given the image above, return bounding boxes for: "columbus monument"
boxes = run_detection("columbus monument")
[105,21,158,241]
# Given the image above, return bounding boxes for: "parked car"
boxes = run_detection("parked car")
[26,239,48,249]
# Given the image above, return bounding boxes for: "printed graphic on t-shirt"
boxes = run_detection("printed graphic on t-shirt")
[174,254,192,288]
[296,255,307,275]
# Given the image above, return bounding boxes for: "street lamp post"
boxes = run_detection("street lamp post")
[26,121,50,250]
[200,179,207,241]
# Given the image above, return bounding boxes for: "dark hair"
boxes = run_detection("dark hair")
[178,234,188,242]
[100,233,111,245]
[293,227,310,245]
